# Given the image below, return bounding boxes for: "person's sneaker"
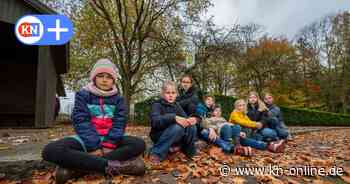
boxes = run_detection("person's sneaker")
[106,157,146,176]
[267,139,286,153]
[55,167,74,184]
[149,154,161,166]
[169,146,181,153]
[233,145,253,156]
[166,146,181,160]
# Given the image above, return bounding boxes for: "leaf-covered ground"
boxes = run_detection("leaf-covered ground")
[0,126,350,184]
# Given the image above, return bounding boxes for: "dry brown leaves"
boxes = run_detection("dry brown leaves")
[1,127,350,184]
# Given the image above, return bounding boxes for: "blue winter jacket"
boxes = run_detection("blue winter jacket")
[71,89,128,151]
[195,103,213,118]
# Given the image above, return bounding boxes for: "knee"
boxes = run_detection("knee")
[278,129,289,139]
[42,141,62,162]
[201,129,209,136]
[231,125,241,133]
[261,128,277,138]
[221,124,231,132]
[130,137,146,154]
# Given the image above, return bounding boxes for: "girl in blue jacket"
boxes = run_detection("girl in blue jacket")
[42,59,146,184]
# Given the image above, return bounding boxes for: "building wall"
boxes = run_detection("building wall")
[0,0,36,24]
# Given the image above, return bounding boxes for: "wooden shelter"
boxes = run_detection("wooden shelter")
[0,0,69,127]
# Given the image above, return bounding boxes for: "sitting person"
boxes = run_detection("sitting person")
[196,95,216,119]
[176,74,200,116]
[42,59,146,184]
[229,99,286,153]
[245,91,279,142]
[263,93,290,140]
[149,81,200,164]
[195,95,216,138]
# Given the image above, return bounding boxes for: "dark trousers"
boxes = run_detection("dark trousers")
[150,124,197,160]
[42,136,146,173]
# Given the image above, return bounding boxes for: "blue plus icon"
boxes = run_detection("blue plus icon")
[15,14,73,45]
[47,19,69,41]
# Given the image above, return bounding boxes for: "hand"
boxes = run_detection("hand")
[187,117,198,125]
[256,122,263,129]
[102,148,113,155]
[208,128,218,141]
[176,116,189,127]
[240,132,246,138]
[267,111,273,117]
[89,149,103,157]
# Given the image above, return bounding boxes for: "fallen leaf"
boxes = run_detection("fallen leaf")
[341,175,350,183]
[232,176,246,184]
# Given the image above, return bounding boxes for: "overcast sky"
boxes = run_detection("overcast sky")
[208,0,350,39]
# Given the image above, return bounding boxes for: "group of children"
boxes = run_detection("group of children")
[148,77,289,163]
[41,59,290,183]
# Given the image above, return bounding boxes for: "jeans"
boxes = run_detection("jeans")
[42,136,146,173]
[150,124,197,160]
[200,129,233,153]
[220,125,267,150]
[267,117,289,139]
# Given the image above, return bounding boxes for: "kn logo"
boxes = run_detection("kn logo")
[15,15,73,45]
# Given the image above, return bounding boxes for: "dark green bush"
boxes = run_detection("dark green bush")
[280,106,350,126]
[134,96,157,126]
[134,95,350,126]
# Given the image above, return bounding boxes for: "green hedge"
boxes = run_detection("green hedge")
[280,106,350,126]
[134,96,157,126]
[134,95,350,126]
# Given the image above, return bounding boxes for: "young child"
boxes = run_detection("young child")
[196,95,215,118]
[263,93,290,140]
[246,91,278,142]
[229,99,285,153]
[202,105,284,155]
[149,81,199,164]
[42,59,146,184]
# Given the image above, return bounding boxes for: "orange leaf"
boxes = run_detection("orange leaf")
[341,175,350,183]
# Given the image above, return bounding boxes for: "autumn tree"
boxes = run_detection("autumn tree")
[63,0,210,115]
[296,12,350,113]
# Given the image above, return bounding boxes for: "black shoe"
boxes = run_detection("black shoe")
[55,167,74,184]
[106,157,146,176]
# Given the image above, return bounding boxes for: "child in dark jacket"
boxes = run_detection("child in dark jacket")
[149,81,199,164]
[246,91,279,142]
[42,59,146,183]
[196,95,215,119]
[263,93,289,140]
[176,75,200,116]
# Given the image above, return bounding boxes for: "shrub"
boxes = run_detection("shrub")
[134,95,350,126]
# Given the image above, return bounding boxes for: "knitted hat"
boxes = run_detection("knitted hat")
[90,58,118,82]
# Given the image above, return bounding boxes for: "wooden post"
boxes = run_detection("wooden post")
[35,46,57,128]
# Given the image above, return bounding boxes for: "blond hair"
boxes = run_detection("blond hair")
[161,81,177,94]
[263,92,273,98]
[234,99,247,114]
[247,91,268,112]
